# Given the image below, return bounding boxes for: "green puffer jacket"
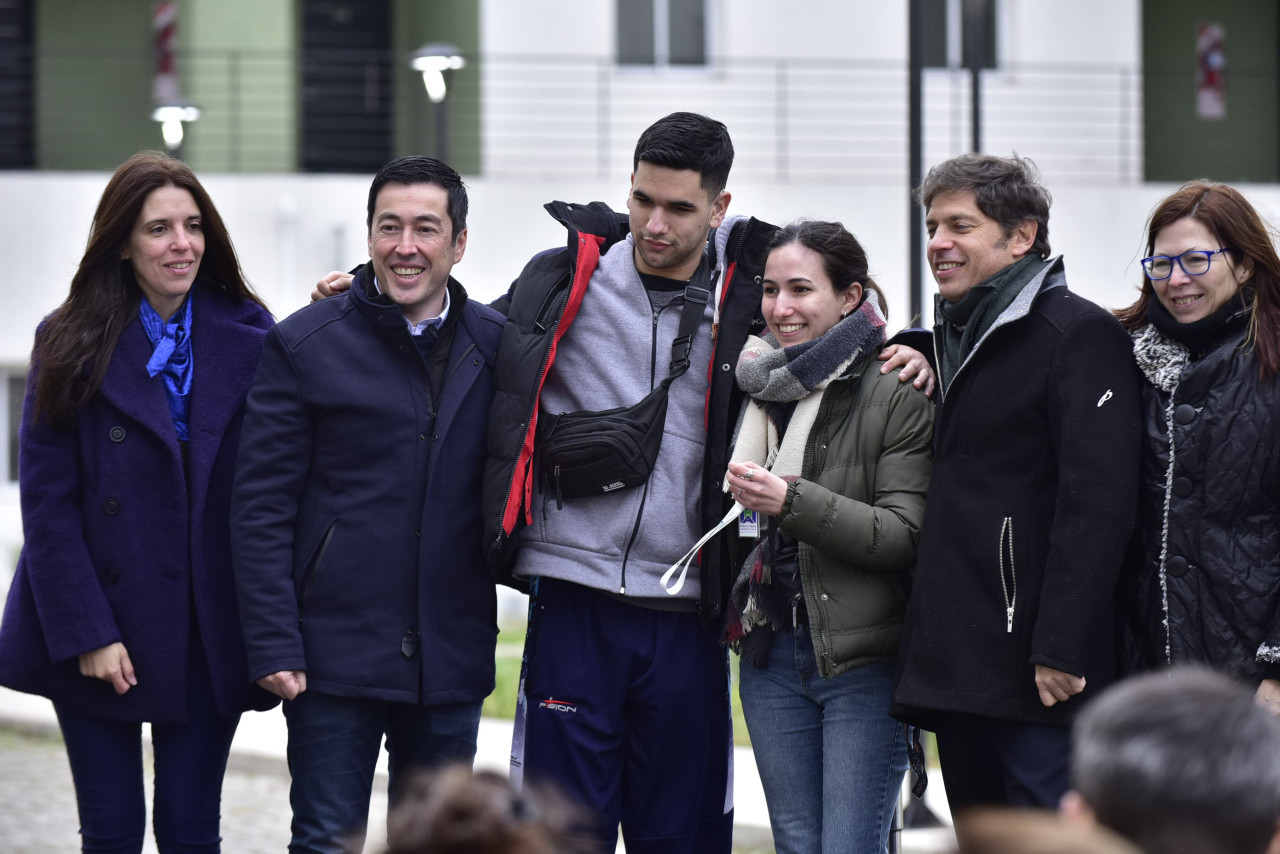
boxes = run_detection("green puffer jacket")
[775,355,934,679]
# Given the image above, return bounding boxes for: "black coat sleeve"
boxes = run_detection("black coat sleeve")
[1030,311,1143,675]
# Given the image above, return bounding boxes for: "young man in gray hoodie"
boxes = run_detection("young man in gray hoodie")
[483,112,774,854]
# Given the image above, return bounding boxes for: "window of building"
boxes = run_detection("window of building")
[922,0,997,70]
[300,0,393,173]
[617,0,706,66]
[0,0,35,168]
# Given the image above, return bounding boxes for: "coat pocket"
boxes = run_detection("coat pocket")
[297,517,339,620]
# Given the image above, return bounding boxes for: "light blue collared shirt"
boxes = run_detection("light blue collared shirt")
[373,277,451,336]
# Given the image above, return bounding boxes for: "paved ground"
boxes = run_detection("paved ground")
[0,687,954,853]
[0,581,956,853]
[0,726,318,854]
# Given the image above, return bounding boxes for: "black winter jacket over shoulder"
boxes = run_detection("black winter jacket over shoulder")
[483,201,775,619]
[1121,327,1280,685]
[892,258,1142,728]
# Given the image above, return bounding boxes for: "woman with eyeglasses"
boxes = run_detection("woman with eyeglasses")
[1115,180,1280,716]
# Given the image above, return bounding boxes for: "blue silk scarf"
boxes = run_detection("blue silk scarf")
[139,295,194,441]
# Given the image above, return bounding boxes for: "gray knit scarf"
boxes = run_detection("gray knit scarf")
[725,296,887,658]
[738,296,888,404]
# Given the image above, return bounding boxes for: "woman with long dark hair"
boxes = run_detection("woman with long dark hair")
[1116,180,1280,714]
[723,220,934,854]
[0,151,276,852]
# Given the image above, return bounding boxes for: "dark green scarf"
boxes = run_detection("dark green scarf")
[937,255,1045,392]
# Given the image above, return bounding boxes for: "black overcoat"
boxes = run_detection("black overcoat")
[892,258,1143,727]
[0,289,277,722]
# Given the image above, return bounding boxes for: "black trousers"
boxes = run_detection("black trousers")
[932,711,1072,816]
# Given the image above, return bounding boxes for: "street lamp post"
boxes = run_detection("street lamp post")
[965,0,986,153]
[151,101,201,161]
[411,42,466,163]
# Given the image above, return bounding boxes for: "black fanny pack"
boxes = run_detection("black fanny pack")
[538,284,710,506]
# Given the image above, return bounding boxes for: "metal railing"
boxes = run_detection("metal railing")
[479,55,1143,185]
[24,47,1144,184]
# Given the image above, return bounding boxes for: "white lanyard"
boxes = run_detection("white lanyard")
[660,500,743,595]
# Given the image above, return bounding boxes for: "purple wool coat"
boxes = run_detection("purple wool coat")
[0,288,278,723]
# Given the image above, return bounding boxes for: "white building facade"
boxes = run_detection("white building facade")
[5,0,1280,579]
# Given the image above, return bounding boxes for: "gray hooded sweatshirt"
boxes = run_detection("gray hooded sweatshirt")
[513,215,748,603]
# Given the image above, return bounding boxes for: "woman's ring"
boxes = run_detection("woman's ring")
[743,468,754,480]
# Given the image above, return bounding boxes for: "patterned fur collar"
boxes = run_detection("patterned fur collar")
[1130,323,1190,393]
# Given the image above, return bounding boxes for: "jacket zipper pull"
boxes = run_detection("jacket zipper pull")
[1006,607,1014,633]
[554,465,563,510]
[792,594,801,629]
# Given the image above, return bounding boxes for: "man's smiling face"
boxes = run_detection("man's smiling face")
[925,190,1034,303]
[367,181,467,324]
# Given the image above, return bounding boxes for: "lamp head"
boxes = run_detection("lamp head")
[411,42,465,104]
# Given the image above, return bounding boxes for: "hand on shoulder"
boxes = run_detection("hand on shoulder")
[312,271,353,303]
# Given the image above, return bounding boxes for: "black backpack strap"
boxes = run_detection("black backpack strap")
[667,284,710,380]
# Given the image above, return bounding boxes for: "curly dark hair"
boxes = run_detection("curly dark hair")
[918,153,1052,260]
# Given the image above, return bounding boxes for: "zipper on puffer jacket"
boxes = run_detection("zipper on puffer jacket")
[999,516,1017,633]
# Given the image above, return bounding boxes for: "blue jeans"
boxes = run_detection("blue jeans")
[282,691,482,854]
[54,642,239,854]
[739,626,907,854]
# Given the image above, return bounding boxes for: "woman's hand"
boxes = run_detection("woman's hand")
[1256,678,1280,717]
[878,344,935,398]
[727,460,787,516]
[78,642,137,695]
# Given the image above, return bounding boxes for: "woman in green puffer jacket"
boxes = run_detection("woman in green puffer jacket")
[723,220,935,854]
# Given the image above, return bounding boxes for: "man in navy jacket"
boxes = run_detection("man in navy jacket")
[890,154,1142,815]
[232,156,502,854]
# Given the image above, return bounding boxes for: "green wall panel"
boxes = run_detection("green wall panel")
[182,0,297,173]
[36,0,160,170]
[35,0,478,174]
[393,0,480,175]
[36,0,296,173]
[1143,0,1279,182]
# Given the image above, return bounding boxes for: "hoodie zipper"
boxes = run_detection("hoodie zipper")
[619,301,667,594]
